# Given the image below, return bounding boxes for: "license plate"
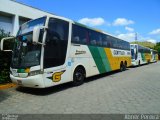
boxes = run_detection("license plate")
[17,80,22,85]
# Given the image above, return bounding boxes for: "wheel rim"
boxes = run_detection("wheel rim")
[75,69,84,81]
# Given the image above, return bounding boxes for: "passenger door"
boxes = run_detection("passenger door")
[43,18,70,87]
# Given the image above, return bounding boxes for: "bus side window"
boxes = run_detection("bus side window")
[102,34,108,47]
[73,36,80,43]
[97,33,103,46]
[112,37,117,49]
[89,30,98,46]
[90,40,97,45]
[71,24,88,44]
[106,35,112,48]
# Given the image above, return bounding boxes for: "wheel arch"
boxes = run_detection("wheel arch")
[120,61,124,66]
[72,64,86,79]
[124,61,127,67]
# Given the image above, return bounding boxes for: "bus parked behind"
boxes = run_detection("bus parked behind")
[150,49,158,62]
[130,44,151,66]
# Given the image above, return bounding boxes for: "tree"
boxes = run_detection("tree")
[0,29,12,84]
[154,42,160,60]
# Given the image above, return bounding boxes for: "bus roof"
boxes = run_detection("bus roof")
[22,14,130,43]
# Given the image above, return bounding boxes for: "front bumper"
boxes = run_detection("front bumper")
[131,61,138,66]
[10,74,45,88]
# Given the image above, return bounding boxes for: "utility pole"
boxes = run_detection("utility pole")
[135,32,137,43]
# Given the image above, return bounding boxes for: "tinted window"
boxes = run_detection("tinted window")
[89,30,102,46]
[102,34,108,47]
[72,25,88,44]
[138,45,150,53]
[72,24,130,50]
[108,36,130,50]
[106,35,112,47]
[44,18,69,68]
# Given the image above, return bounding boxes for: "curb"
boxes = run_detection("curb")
[0,83,17,90]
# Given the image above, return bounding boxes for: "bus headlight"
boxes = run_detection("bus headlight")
[29,70,42,76]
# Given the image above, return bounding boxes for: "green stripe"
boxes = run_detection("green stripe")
[141,53,146,62]
[17,69,25,73]
[88,46,106,73]
[97,48,112,72]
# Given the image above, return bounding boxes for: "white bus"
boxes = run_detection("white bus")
[150,49,158,63]
[1,15,131,88]
[130,44,151,66]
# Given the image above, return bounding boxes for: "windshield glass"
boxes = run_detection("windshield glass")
[11,17,46,69]
[18,17,46,35]
[131,49,135,59]
[11,33,42,68]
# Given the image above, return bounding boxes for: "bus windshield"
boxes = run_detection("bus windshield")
[18,17,46,35]
[11,17,46,69]
[11,33,42,68]
[131,49,135,59]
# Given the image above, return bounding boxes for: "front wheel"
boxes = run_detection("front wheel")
[138,61,140,66]
[73,67,85,86]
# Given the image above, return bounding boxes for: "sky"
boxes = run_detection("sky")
[16,0,160,43]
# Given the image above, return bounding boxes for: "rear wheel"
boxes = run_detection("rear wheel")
[123,62,127,71]
[120,62,124,72]
[73,67,85,86]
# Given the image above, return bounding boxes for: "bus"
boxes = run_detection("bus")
[150,49,158,63]
[1,15,131,88]
[130,44,151,66]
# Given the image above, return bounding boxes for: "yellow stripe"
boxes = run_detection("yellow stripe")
[104,48,131,70]
[145,53,152,62]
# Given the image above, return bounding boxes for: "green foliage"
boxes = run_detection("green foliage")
[0,29,12,84]
[154,42,160,55]
[130,41,155,49]
[0,29,10,40]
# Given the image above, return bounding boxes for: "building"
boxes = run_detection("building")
[0,0,54,36]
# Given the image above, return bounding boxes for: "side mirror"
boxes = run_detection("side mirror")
[33,26,47,45]
[33,26,41,44]
[134,48,137,53]
[0,37,15,52]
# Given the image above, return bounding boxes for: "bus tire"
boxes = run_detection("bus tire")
[73,66,85,86]
[123,61,127,71]
[138,60,140,66]
[120,62,123,72]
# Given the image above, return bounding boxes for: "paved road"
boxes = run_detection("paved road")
[0,62,160,114]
